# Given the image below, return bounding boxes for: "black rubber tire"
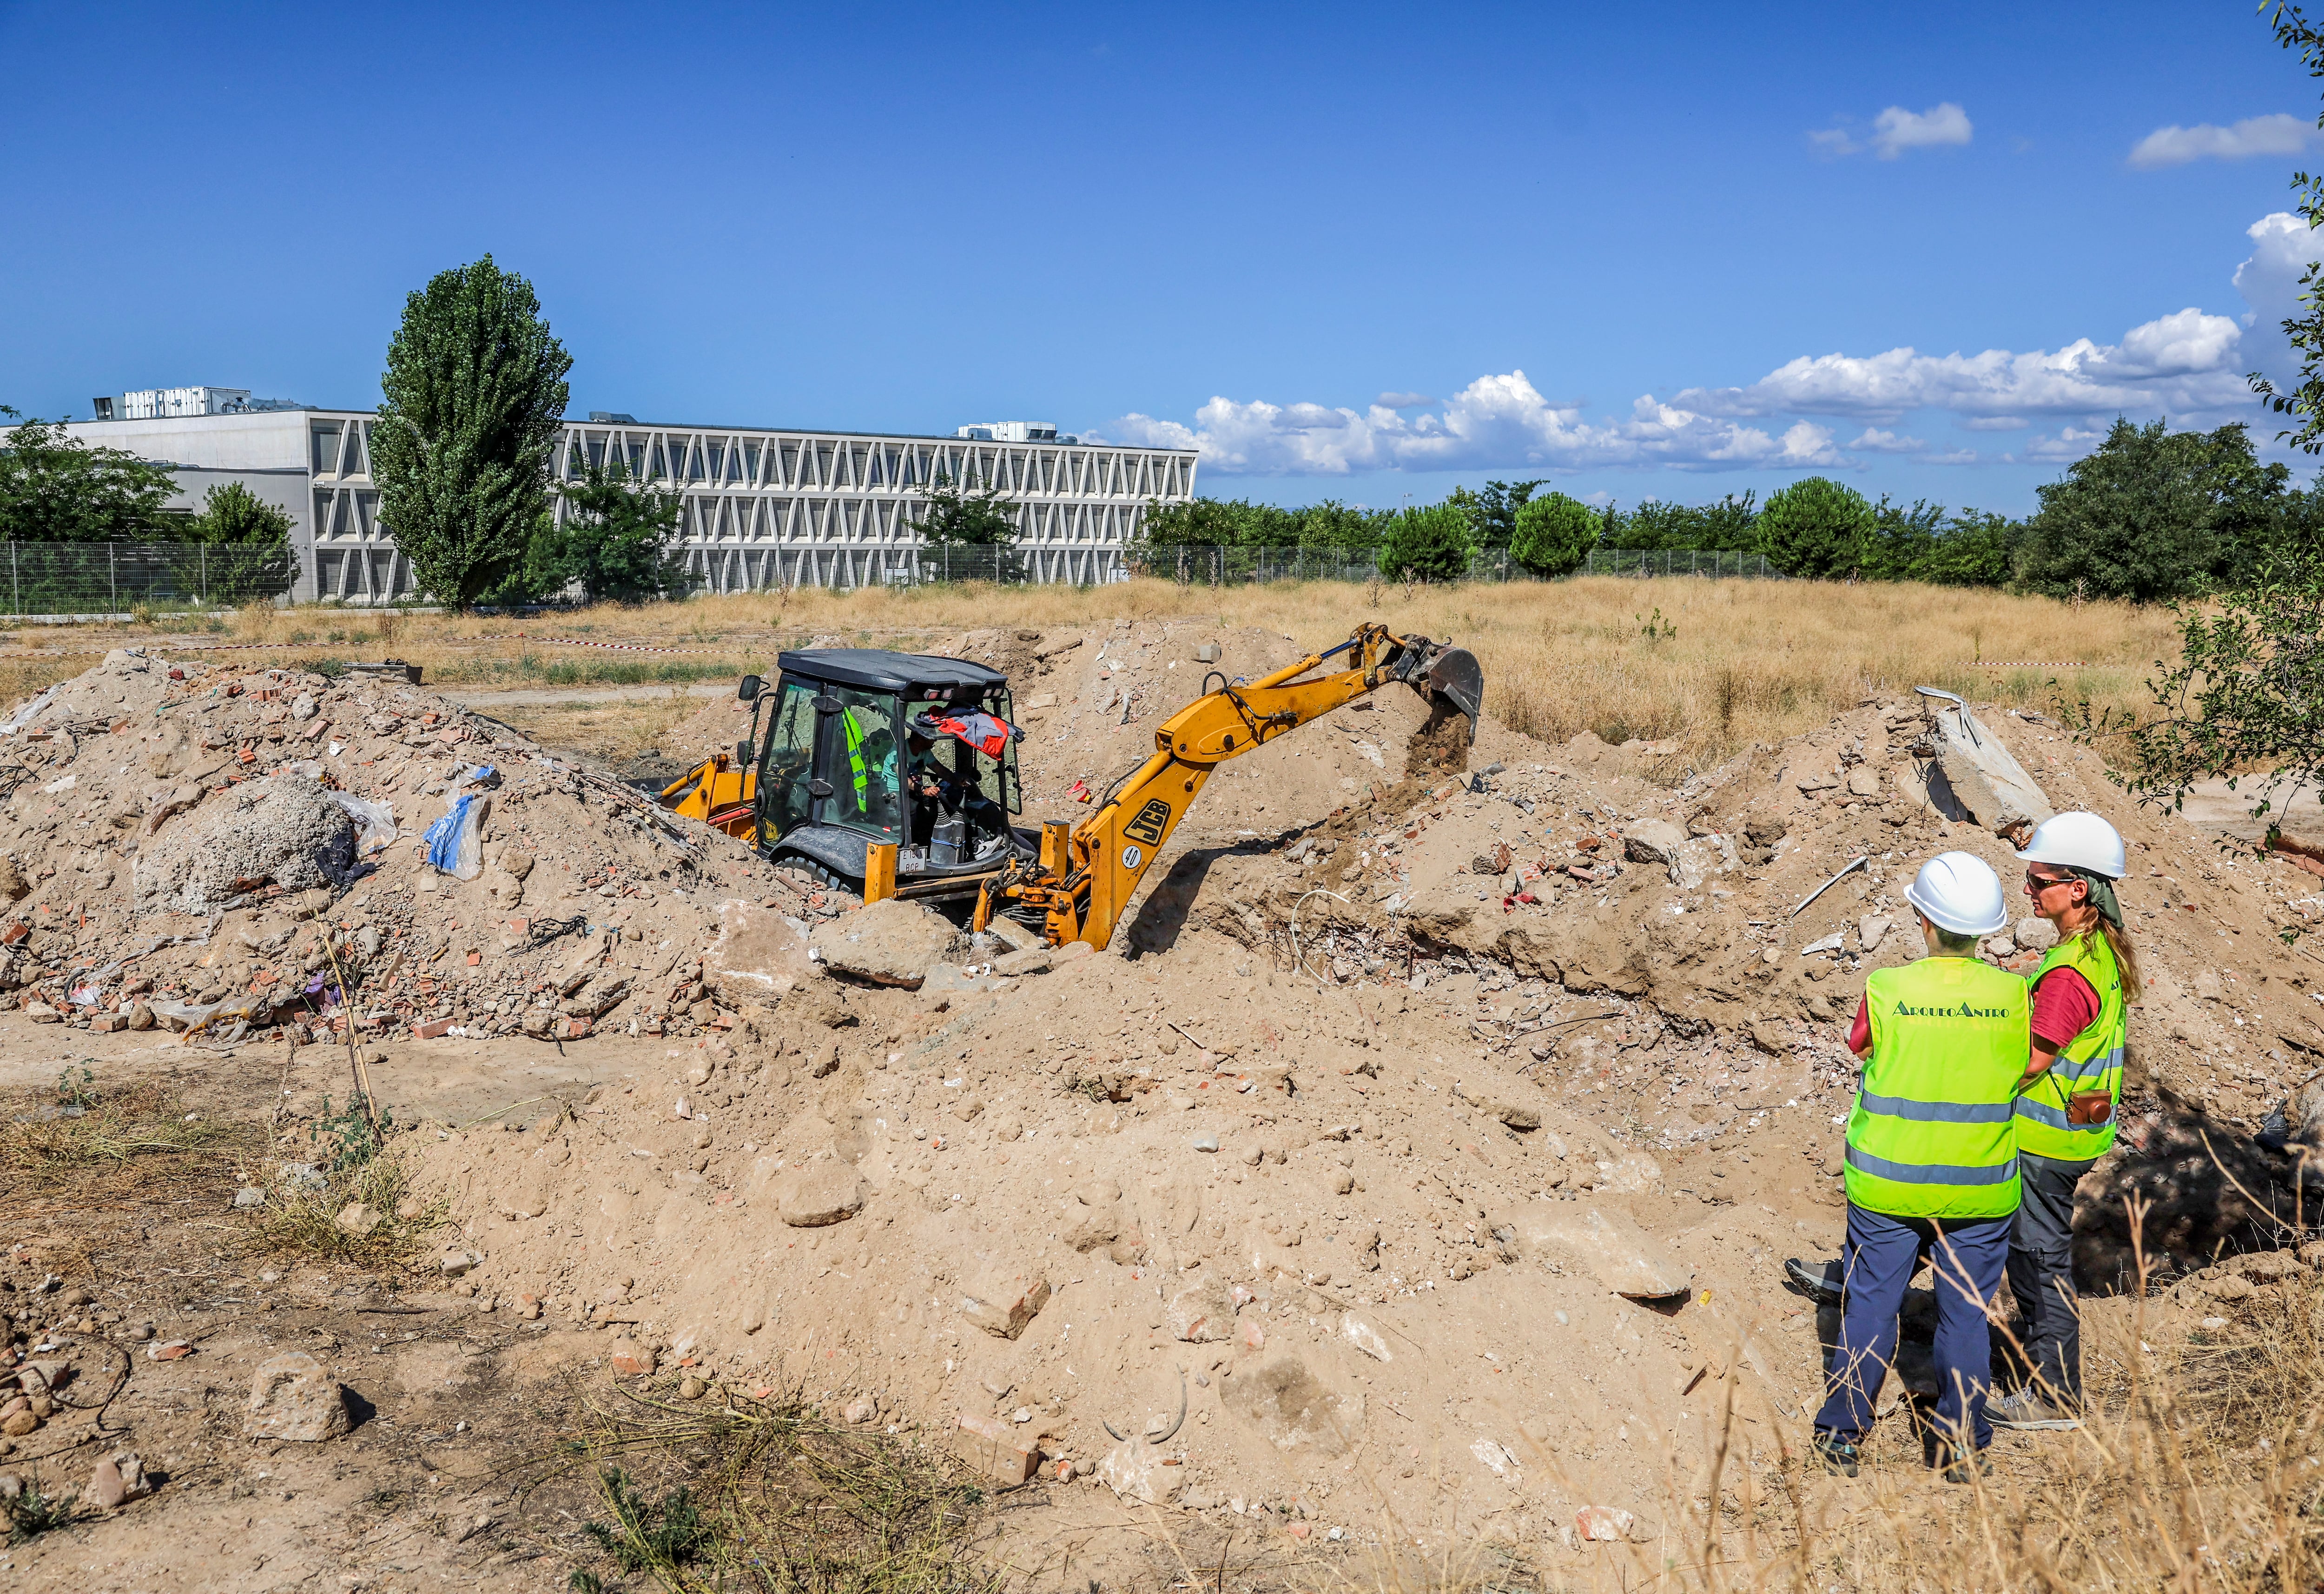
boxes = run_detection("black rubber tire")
[774,855,850,893]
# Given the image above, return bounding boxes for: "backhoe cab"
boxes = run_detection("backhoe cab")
[728,649,1034,900]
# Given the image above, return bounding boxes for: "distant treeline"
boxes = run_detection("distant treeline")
[1136,417,2324,602]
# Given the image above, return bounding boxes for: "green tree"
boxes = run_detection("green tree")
[909,470,1022,579]
[1508,491,1599,577]
[1759,477,1875,578]
[1376,502,1472,582]
[0,408,179,542]
[518,461,684,604]
[175,482,294,602]
[1470,479,1546,547]
[909,470,1020,546]
[185,481,291,545]
[2017,418,2286,602]
[2252,3,2324,450]
[372,256,573,608]
[1913,509,2023,587]
[2067,562,2324,843]
[1295,499,1395,551]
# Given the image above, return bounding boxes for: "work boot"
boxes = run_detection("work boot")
[1810,1433,1860,1477]
[1784,1257,1843,1307]
[1937,1443,1993,1484]
[1988,1388,2081,1432]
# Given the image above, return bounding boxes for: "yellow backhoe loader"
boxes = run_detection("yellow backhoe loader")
[667,623,1480,950]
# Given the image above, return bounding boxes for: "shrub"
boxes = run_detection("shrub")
[1376,502,1472,582]
[1508,492,1600,577]
[1760,477,1875,578]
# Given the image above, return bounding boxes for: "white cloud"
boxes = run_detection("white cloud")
[1873,102,1973,158]
[2233,210,2324,391]
[1814,102,1973,159]
[1670,307,2249,423]
[2130,113,2316,169]
[1100,212,2310,479]
[2010,427,2107,464]
[1848,427,1927,452]
[1099,372,1842,475]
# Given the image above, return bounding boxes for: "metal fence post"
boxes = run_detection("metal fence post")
[109,543,118,616]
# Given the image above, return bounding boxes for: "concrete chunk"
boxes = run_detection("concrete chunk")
[1517,1204,1692,1300]
[1921,696,2052,837]
[961,1267,1051,1340]
[809,898,962,989]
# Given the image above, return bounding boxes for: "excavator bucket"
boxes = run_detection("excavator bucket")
[1422,645,1485,737]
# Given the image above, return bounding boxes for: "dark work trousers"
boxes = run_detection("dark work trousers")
[2007,1151,2093,1409]
[1814,1202,2012,1455]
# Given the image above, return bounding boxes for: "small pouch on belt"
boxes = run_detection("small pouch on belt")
[2067,1091,2113,1127]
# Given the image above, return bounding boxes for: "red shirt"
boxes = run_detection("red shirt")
[1847,964,2100,1057]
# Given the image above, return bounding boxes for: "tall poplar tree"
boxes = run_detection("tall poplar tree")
[372,257,572,607]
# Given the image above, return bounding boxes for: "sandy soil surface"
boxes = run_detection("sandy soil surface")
[1,630,2319,1589]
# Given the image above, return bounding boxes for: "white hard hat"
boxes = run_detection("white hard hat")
[2017,811,2126,880]
[1905,851,2010,937]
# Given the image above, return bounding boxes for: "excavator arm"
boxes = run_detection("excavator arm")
[976,622,1482,950]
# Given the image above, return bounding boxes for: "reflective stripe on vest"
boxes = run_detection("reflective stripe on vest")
[1848,957,2028,1220]
[839,708,872,807]
[2015,930,2126,1159]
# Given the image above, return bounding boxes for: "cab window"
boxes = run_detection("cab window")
[825,686,902,837]
[757,678,817,839]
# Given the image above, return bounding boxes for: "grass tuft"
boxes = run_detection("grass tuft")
[531,1380,1001,1594]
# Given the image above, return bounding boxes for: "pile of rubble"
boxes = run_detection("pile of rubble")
[0,647,804,1052]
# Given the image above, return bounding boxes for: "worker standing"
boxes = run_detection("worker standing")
[1812,853,2027,1481]
[1989,813,2138,1433]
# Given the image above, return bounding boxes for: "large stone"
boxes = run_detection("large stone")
[1620,819,1688,867]
[961,1266,1051,1340]
[1096,1435,1185,1505]
[1221,1355,1361,1458]
[773,1161,866,1228]
[2014,916,2060,952]
[703,900,815,1007]
[1845,767,1883,799]
[86,1450,149,1510]
[132,774,355,914]
[1516,1204,1692,1300]
[1923,698,2052,837]
[810,898,962,989]
[244,1352,350,1442]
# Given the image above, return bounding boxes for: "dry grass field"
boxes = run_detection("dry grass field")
[0,574,2184,773]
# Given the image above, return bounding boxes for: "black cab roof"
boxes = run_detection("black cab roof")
[775,648,1008,695]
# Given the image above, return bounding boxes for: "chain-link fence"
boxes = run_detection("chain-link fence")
[1580,548,1780,578]
[0,541,299,619]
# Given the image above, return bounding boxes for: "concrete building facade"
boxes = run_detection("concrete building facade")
[54,408,1197,603]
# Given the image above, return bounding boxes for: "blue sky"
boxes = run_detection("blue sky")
[3,0,2320,516]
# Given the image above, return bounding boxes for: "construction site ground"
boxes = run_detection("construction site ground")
[1,609,2319,1593]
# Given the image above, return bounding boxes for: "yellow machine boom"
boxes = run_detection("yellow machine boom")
[975,622,1482,951]
[659,753,758,839]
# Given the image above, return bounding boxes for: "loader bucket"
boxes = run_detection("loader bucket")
[1423,645,1485,739]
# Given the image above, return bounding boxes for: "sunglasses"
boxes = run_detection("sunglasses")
[2024,870,2075,892]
